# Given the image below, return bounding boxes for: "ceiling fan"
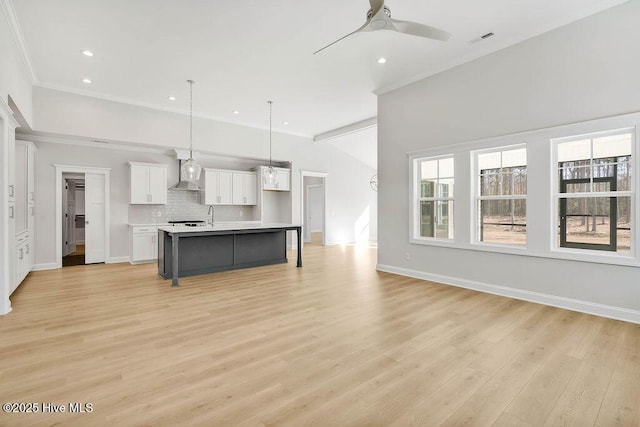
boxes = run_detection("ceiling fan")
[314,0,451,55]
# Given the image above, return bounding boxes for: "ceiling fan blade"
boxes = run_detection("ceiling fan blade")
[369,0,385,16]
[390,18,451,41]
[313,20,370,55]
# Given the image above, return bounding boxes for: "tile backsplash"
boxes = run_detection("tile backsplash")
[129,190,257,224]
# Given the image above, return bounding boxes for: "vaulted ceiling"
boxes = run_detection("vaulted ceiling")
[11,0,628,138]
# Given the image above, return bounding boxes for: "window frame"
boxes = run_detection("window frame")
[472,144,528,247]
[411,154,455,242]
[551,127,636,258]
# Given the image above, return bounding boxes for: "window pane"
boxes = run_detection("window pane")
[420,200,454,239]
[512,168,527,195]
[560,196,631,253]
[618,160,632,191]
[421,179,436,197]
[421,160,438,180]
[480,170,499,196]
[436,200,454,239]
[479,199,526,245]
[593,133,632,159]
[502,148,527,168]
[439,158,454,178]
[478,152,501,171]
[558,139,591,162]
[420,201,435,237]
[438,178,454,198]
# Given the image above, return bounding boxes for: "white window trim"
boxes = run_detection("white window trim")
[406,111,640,268]
[551,126,637,259]
[410,154,455,243]
[471,143,528,248]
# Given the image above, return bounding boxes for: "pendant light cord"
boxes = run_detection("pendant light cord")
[268,100,273,168]
[188,79,194,159]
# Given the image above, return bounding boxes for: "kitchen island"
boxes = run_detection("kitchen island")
[157,223,302,286]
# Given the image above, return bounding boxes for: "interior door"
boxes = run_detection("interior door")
[66,181,77,254]
[85,173,106,264]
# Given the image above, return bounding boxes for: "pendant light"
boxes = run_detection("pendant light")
[264,100,276,185]
[181,79,202,184]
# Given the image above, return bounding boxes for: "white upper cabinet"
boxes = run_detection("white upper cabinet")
[232,172,257,205]
[202,169,233,205]
[261,166,291,191]
[129,162,168,204]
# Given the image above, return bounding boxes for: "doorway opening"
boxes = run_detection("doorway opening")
[301,171,328,247]
[62,174,85,266]
[55,165,110,268]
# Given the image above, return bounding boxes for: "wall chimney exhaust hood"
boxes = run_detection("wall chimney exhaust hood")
[170,159,201,191]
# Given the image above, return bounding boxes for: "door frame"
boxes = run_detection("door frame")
[305,184,324,243]
[300,170,328,247]
[55,164,111,268]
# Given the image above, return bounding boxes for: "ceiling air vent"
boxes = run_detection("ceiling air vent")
[469,32,495,45]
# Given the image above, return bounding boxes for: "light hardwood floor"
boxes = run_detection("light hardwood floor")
[1,244,638,426]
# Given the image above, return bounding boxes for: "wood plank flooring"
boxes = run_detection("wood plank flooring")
[1,244,638,426]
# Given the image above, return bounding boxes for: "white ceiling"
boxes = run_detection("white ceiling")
[11,0,628,138]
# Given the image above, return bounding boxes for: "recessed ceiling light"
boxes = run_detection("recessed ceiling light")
[232,110,240,115]
[82,78,92,84]
[377,57,387,64]
[81,50,94,57]
[283,121,289,125]
[168,96,176,101]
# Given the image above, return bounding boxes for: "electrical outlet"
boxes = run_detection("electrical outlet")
[239,209,244,217]
[405,252,411,261]
[157,211,162,217]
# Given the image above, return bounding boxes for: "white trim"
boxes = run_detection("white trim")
[107,257,130,264]
[34,82,311,139]
[551,126,637,258]
[55,165,111,269]
[0,0,37,83]
[31,262,58,271]
[0,98,19,315]
[300,170,328,247]
[376,264,640,325]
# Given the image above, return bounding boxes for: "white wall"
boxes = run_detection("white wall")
[0,1,33,125]
[378,1,640,318]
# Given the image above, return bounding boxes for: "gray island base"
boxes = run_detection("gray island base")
[157,223,303,286]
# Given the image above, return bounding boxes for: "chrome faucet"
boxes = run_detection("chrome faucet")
[208,205,215,226]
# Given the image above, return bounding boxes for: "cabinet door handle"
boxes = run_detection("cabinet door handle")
[9,185,14,197]
[30,191,34,201]
[30,205,35,216]
[19,248,23,260]
[9,205,14,219]
[25,244,29,255]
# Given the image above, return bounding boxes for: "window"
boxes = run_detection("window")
[414,156,454,240]
[555,129,633,254]
[475,146,527,246]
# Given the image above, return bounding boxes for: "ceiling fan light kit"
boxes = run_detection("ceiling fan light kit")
[314,0,451,55]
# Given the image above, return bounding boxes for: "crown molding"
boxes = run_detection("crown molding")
[0,0,37,84]
[33,82,313,140]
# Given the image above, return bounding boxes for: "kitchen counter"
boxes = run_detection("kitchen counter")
[157,223,303,286]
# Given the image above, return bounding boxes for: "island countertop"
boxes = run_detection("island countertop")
[157,222,301,234]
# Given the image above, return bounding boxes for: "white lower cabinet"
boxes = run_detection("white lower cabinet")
[130,226,160,263]
[13,231,32,294]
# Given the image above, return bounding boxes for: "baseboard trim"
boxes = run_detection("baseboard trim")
[107,257,130,264]
[32,262,58,271]
[376,264,640,325]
